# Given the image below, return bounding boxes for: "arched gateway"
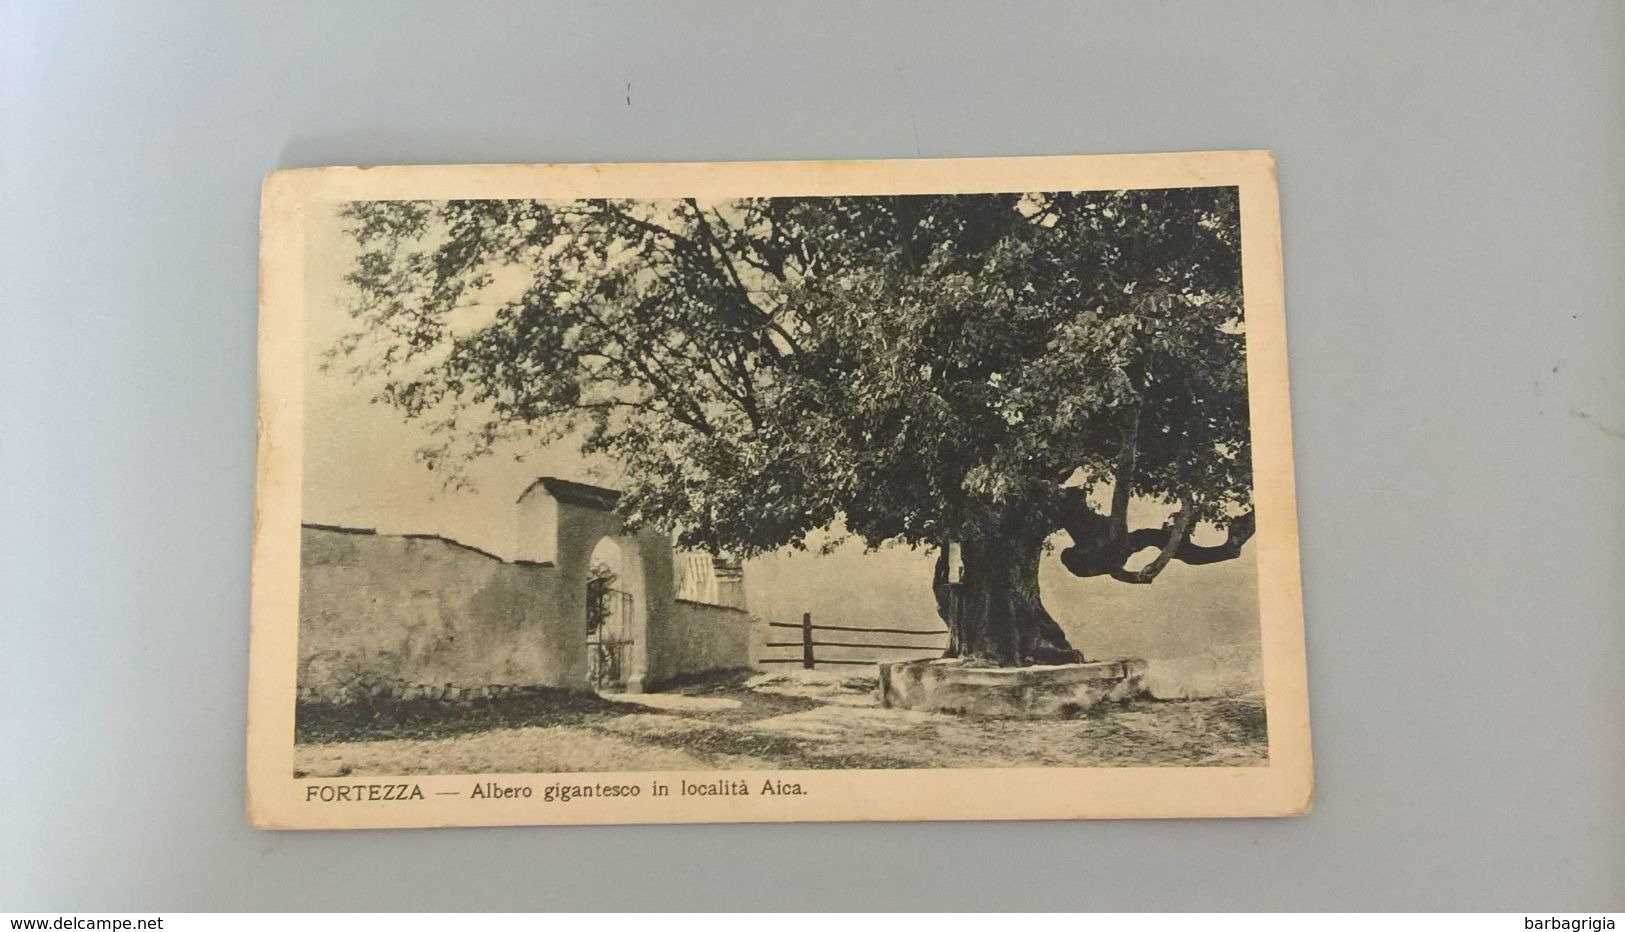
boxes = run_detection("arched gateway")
[516,477,660,692]
[515,477,747,694]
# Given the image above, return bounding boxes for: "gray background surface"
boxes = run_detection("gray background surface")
[2,0,1621,912]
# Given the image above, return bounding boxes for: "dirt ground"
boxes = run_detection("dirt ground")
[293,669,1268,777]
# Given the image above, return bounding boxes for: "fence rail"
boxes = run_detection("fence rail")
[759,612,947,670]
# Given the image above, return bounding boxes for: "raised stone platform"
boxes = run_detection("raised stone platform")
[878,658,1149,718]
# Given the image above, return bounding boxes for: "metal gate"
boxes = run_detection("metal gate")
[586,584,636,691]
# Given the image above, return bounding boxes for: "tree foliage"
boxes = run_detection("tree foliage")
[336,187,1255,663]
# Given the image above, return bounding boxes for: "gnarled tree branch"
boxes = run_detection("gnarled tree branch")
[1110,496,1197,584]
[1058,487,1254,582]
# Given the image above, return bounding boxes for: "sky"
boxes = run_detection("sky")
[299,202,1265,694]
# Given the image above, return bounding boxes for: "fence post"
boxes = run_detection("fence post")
[802,612,815,670]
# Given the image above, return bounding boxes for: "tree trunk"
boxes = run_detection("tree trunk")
[933,535,1085,667]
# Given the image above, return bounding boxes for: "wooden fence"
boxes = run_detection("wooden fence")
[760,612,948,669]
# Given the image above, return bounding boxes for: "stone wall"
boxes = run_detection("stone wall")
[297,522,755,702]
[297,525,580,701]
[653,599,755,686]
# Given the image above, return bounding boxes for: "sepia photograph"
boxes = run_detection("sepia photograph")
[13,0,1625,915]
[248,153,1310,828]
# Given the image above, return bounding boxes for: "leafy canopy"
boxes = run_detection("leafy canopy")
[336,188,1252,581]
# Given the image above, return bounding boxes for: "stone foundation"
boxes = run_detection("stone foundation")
[877,658,1149,717]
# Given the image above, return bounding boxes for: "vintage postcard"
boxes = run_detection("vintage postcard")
[248,152,1311,829]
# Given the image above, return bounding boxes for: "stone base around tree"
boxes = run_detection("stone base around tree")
[877,657,1150,718]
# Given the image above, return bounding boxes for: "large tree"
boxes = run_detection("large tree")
[335,187,1254,667]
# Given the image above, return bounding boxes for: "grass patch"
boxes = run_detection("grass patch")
[620,719,919,770]
[649,667,756,693]
[1202,697,1269,744]
[295,687,647,744]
